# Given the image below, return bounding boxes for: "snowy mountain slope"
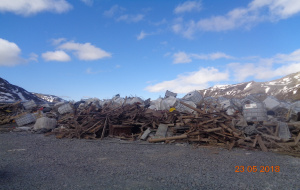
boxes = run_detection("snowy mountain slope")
[199,71,300,102]
[0,77,45,102]
[33,93,66,103]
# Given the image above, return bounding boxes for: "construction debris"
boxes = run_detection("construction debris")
[1,91,300,156]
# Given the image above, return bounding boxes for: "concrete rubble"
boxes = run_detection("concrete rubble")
[0,91,300,155]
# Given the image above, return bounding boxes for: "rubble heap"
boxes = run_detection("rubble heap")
[0,91,300,156]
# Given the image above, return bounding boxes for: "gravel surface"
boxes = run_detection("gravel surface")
[1,131,300,190]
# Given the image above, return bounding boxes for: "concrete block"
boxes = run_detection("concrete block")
[23,100,37,110]
[154,124,168,138]
[278,122,291,140]
[58,104,73,114]
[33,117,57,130]
[140,128,151,140]
[182,91,202,104]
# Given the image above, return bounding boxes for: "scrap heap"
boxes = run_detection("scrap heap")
[0,91,299,156]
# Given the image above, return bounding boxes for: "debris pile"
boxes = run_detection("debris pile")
[0,91,300,155]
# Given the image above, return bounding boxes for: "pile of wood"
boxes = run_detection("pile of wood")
[47,101,300,155]
[0,101,22,125]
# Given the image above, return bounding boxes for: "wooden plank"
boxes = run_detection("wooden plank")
[257,135,268,152]
[228,140,236,150]
[100,117,108,140]
[252,135,258,147]
[148,134,188,143]
[294,132,300,146]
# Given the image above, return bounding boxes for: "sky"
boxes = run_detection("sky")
[1,0,300,101]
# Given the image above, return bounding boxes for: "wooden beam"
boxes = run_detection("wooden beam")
[148,134,188,143]
[257,135,268,152]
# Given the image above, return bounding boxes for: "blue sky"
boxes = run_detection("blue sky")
[1,0,300,101]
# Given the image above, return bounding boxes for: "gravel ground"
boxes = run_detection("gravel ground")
[1,131,300,190]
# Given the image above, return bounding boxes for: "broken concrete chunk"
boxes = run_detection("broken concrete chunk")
[263,96,280,110]
[182,90,202,104]
[278,122,291,140]
[33,117,57,130]
[154,124,168,138]
[140,128,151,140]
[165,90,177,98]
[58,104,73,114]
[22,100,37,110]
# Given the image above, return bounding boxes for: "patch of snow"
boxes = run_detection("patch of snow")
[244,82,252,90]
[265,87,270,93]
[17,92,26,101]
[282,77,291,82]
[212,85,228,89]
[293,90,298,94]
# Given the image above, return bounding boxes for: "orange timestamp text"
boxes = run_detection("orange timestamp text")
[235,166,280,173]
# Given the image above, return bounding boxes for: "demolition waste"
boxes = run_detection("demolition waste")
[1,90,300,155]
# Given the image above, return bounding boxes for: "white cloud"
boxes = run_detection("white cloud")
[275,49,300,62]
[80,0,93,6]
[228,48,300,81]
[58,41,111,61]
[174,1,202,14]
[42,50,71,62]
[51,38,66,45]
[0,38,23,66]
[249,0,300,19]
[146,49,300,94]
[103,5,125,17]
[173,52,192,64]
[116,14,144,23]
[137,30,156,40]
[0,0,72,16]
[29,53,38,62]
[173,51,234,64]
[173,0,300,37]
[137,31,147,40]
[145,67,229,93]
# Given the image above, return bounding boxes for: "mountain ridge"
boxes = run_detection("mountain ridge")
[198,71,300,102]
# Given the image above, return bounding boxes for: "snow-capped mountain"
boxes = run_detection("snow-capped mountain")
[33,93,66,103]
[0,77,45,103]
[199,71,300,102]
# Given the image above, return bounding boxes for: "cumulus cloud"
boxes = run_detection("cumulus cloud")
[146,49,300,93]
[58,41,111,61]
[0,0,72,16]
[174,1,202,14]
[229,48,300,81]
[173,51,234,64]
[145,67,229,93]
[0,38,23,66]
[42,50,71,62]
[173,0,300,37]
